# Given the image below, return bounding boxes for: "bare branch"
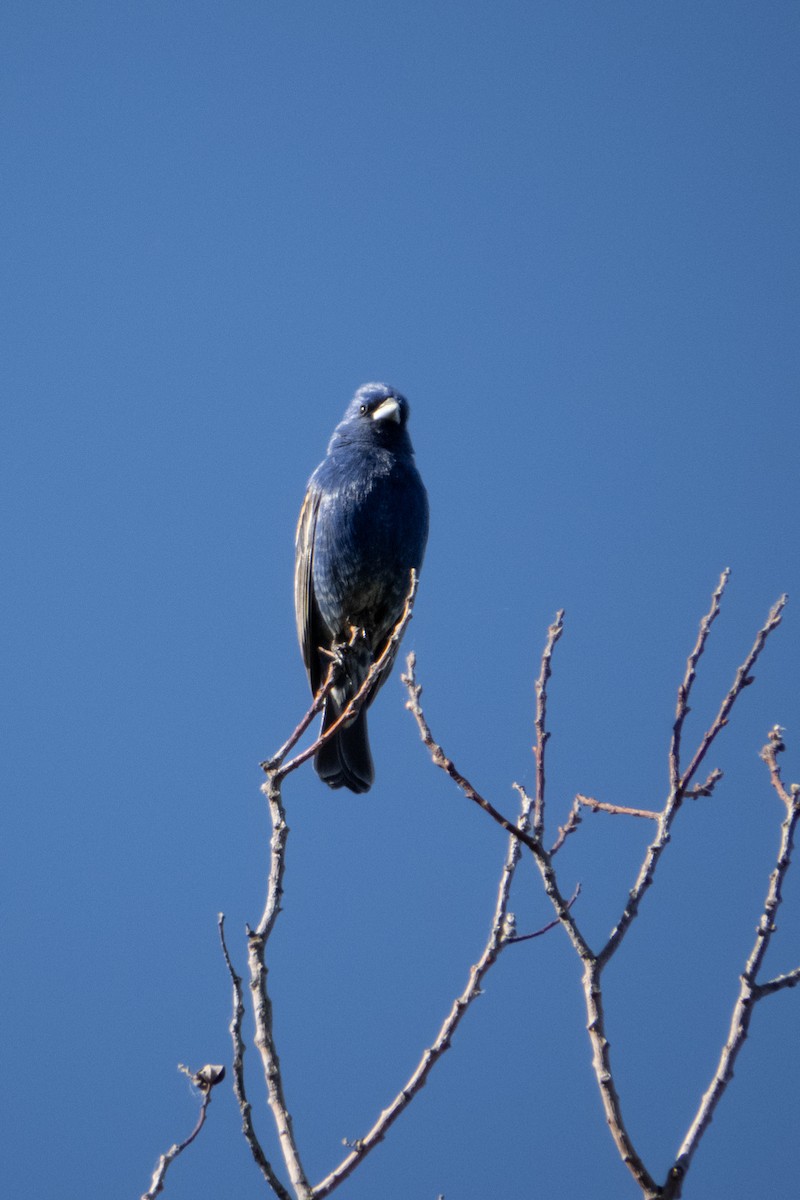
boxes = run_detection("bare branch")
[218,915,292,1200]
[670,569,730,793]
[577,794,661,821]
[754,966,800,997]
[517,811,656,1194]
[515,789,594,960]
[233,578,447,1200]
[549,795,583,855]
[404,655,540,855]
[505,884,581,944]
[248,775,312,1199]
[261,659,340,773]
[236,571,794,1200]
[275,571,419,780]
[141,1064,224,1200]
[685,767,723,800]
[524,831,655,1193]
[679,591,787,794]
[402,609,564,862]
[532,610,565,838]
[600,587,787,968]
[664,732,800,1198]
[759,724,799,811]
[313,786,534,1197]
[583,959,660,1198]
[521,840,656,1194]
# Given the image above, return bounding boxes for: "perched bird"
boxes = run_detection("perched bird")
[295,383,429,793]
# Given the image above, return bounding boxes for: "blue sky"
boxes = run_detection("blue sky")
[3,3,799,1198]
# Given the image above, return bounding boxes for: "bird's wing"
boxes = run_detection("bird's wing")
[294,483,326,693]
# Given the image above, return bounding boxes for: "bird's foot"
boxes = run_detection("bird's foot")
[330,631,373,695]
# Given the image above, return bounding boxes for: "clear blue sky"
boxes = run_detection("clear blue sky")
[4,3,799,1198]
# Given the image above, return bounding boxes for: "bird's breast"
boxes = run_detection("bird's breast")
[310,454,427,643]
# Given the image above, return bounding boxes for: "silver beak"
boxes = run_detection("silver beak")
[370,397,401,424]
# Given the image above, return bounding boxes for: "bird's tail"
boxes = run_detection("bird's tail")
[315,698,375,794]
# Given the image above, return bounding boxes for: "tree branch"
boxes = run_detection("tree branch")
[679,591,786,795]
[218,915,292,1199]
[599,584,787,968]
[140,1064,225,1200]
[272,572,419,780]
[533,610,564,838]
[669,569,729,794]
[549,794,583,855]
[754,965,800,997]
[313,788,533,1198]
[577,794,661,821]
[663,731,800,1198]
[406,623,655,1192]
[408,579,794,1200]
[247,773,312,1199]
[403,655,539,854]
[240,575,420,1197]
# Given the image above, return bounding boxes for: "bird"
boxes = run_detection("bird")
[294,382,429,793]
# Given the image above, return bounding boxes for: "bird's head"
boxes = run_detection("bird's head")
[330,383,414,452]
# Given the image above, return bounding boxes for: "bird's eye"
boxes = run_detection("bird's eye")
[359,404,368,414]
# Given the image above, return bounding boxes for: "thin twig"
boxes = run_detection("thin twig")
[520,823,657,1194]
[533,610,564,838]
[218,915,291,1200]
[261,657,340,772]
[238,579,420,1200]
[248,774,312,1199]
[759,725,795,807]
[406,641,653,1192]
[663,731,800,1199]
[669,569,730,793]
[409,585,793,1200]
[577,794,661,821]
[679,592,786,794]
[549,795,582,855]
[314,643,570,1196]
[314,788,534,1197]
[754,965,800,997]
[600,586,787,969]
[685,768,724,800]
[141,1065,225,1200]
[505,884,581,944]
[275,572,419,780]
[403,655,539,855]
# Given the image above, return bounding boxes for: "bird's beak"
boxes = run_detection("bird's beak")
[371,397,401,424]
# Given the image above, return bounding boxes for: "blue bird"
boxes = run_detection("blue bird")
[295,383,429,793]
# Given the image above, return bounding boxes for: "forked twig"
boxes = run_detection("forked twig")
[403,655,539,855]
[313,787,535,1198]
[227,569,563,1200]
[408,577,793,1200]
[679,591,786,794]
[271,572,419,780]
[141,1064,225,1200]
[669,569,730,793]
[313,620,574,1194]
[549,795,583,854]
[218,915,291,1199]
[237,575,422,1198]
[245,773,312,1199]
[663,729,800,1199]
[601,582,787,968]
[505,884,581,944]
[406,621,652,1188]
